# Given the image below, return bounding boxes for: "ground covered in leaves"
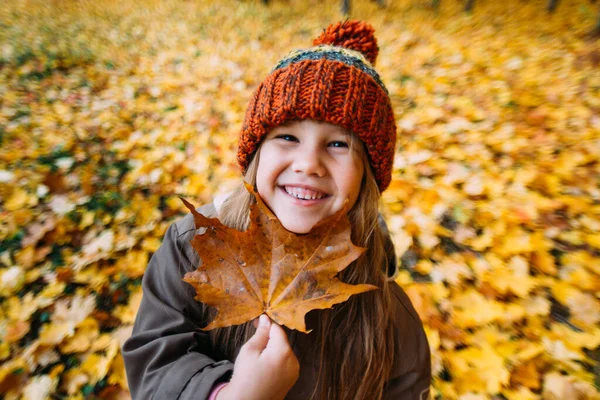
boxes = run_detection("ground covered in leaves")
[1,0,599,398]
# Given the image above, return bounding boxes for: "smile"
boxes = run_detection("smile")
[281,186,329,201]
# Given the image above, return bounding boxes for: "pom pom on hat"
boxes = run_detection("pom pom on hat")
[313,20,379,65]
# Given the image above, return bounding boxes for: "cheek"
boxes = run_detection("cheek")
[255,156,278,197]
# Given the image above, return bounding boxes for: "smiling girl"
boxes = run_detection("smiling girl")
[123,21,431,400]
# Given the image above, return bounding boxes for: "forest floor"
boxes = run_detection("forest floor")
[1,0,599,398]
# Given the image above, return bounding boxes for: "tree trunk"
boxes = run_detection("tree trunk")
[547,0,559,13]
[465,0,475,12]
[342,0,351,15]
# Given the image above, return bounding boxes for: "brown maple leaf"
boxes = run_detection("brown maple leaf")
[181,184,376,333]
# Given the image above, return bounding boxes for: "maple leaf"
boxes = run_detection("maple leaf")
[181,184,376,333]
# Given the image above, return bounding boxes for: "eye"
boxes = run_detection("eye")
[275,134,298,142]
[328,140,349,148]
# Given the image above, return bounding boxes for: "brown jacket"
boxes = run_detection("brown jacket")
[122,203,431,400]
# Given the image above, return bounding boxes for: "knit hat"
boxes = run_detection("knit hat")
[237,20,396,192]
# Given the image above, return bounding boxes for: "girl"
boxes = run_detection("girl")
[123,20,431,400]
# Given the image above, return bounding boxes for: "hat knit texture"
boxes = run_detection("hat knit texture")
[237,20,396,192]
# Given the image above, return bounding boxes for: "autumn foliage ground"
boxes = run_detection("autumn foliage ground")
[0,0,599,398]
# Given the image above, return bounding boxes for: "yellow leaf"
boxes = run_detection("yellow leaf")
[551,281,577,305]
[498,228,533,256]
[550,324,600,351]
[482,266,536,298]
[585,233,600,250]
[4,319,30,344]
[4,188,37,211]
[49,364,64,379]
[38,322,75,345]
[113,287,143,324]
[38,281,67,301]
[0,341,10,361]
[445,344,510,394]
[451,290,505,329]
[431,258,473,286]
[542,337,584,367]
[414,259,433,274]
[562,251,600,276]
[108,353,128,389]
[531,250,557,276]
[393,269,412,286]
[561,265,600,292]
[520,296,551,318]
[59,318,99,353]
[15,246,35,269]
[90,333,114,352]
[557,230,584,246]
[404,284,439,321]
[515,343,545,363]
[469,228,493,251]
[80,340,119,384]
[434,381,458,399]
[141,236,162,252]
[425,327,440,350]
[116,250,148,278]
[5,293,39,321]
[501,387,540,400]
[60,369,88,395]
[502,303,526,324]
[79,211,96,229]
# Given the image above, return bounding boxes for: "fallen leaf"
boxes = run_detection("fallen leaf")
[4,320,30,343]
[182,184,375,332]
[510,360,540,390]
[22,375,57,400]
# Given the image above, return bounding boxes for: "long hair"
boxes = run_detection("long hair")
[209,133,397,400]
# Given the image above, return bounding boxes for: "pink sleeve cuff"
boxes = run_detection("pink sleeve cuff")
[208,382,228,400]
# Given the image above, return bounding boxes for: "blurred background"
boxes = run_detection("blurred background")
[1,0,599,398]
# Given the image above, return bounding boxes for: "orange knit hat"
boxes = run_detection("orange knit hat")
[237,20,396,192]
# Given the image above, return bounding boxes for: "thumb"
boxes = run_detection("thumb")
[243,314,271,353]
[265,321,293,352]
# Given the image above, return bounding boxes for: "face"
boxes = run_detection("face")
[256,119,364,234]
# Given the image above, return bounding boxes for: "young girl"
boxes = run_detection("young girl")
[122,20,431,400]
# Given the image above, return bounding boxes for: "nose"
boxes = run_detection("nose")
[292,148,326,177]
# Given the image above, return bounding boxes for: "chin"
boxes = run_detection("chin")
[280,219,315,235]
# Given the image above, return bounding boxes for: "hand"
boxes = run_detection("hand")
[217,315,300,400]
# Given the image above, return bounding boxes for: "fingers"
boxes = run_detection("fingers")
[265,322,300,382]
[265,320,293,353]
[242,314,271,354]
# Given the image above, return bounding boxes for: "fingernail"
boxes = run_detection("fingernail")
[258,315,268,328]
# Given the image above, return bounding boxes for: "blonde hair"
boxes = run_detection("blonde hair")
[209,131,396,399]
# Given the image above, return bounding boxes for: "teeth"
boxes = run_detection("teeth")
[284,186,326,200]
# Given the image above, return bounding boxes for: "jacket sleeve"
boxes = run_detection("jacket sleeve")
[384,282,432,400]
[122,214,233,400]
